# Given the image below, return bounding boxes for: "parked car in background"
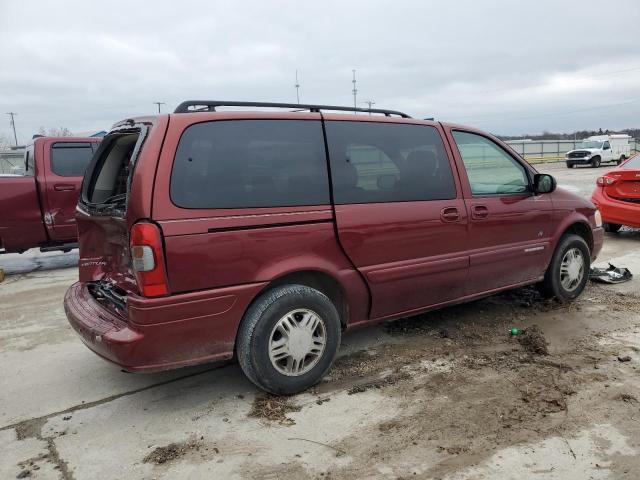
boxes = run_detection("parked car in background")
[565,134,631,168]
[64,101,604,394]
[591,154,640,232]
[0,136,101,253]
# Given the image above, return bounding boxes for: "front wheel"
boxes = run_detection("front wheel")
[590,156,601,168]
[236,285,341,395]
[537,234,590,302]
[566,163,575,169]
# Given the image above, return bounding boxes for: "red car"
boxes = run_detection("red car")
[592,155,640,232]
[1,136,101,253]
[64,101,604,394]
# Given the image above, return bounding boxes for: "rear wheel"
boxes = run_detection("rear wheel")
[590,156,601,168]
[617,155,626,165]
[537,234,590,302]
[603,222,622,233]
[236,284,341,395]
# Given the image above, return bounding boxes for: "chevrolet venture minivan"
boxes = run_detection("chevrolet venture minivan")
[65,101,604,394]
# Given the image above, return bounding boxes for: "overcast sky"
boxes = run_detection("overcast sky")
[1,0,639,144]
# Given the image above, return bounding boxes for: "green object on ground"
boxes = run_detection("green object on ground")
[510,327,520,336]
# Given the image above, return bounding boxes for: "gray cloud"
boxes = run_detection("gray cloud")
[1,0,639,143]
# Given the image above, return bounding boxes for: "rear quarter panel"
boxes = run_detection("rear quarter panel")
[151,112,369,325]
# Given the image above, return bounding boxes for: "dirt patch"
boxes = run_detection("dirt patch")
[517,325,549,355]
[249,395,302,426]
[143,439,201,465]
[347,370,411,395]
[616,393,639,404]
[14,418,47,441]
[274,283,640,479]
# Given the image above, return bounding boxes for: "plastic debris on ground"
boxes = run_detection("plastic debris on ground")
[589,263,632,284]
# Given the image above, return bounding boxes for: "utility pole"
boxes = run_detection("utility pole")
[294,70,301,104]
[351,70,358,112]
[362,100,375,114]
[5,112,18,146]
[153,102,166,114]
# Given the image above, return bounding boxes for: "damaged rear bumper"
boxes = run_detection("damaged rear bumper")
[64,281,267,372]
[64,282,144,369]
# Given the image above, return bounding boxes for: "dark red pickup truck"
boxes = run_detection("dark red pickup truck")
[0,136,101,253]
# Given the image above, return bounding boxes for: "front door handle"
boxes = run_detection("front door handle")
[471,204,489,219]
[440,207,460,222]
[54,184,75,191]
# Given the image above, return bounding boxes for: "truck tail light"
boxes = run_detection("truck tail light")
[130,222,169,297]
[597,176,618,187]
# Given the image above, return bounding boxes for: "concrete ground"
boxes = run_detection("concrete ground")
[1,161,639,479]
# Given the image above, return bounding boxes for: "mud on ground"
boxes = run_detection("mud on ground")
[245,283,640,479]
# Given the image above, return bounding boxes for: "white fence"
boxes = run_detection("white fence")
[506,138,640,163]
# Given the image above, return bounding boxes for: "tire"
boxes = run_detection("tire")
[590,156,601,168]
[617,155,626,165]
[603,222,622,233]
[236,284,341,395]
[566,163,574,169]
[537,234,590,303]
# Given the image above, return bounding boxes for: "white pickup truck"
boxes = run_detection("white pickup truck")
[565,134,631,168]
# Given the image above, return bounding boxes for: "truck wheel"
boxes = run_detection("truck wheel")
[590,156,601,168]
[566,163,574,169]
[603,222,622,233]
[537,234,590,303]
[236,284,341,395]
[617,155,626,165]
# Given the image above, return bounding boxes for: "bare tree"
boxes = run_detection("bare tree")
[37,126,73,137]
[0,132,12,149]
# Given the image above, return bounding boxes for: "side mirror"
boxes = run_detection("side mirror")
[603,145,610,150]
[533,173,556,194]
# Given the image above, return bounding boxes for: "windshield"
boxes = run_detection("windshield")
[580,141,603,149]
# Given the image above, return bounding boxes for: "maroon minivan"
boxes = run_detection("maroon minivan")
[64,101,604,394]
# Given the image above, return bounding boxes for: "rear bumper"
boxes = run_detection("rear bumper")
[64,281,266,372]
[592,189,640,228]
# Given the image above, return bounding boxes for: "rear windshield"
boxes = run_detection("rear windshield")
[85,132,140,204]
[51,142,95,177]
[171,120,330,209]
[622,155,640,169]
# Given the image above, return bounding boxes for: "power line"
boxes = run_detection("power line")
[153,102,166,114]
[453,97,640,124]
[5,112,18,146]
[470,65,640,97]
[352,69,358,111]
[294,70,300,104]
[362,100,375,114]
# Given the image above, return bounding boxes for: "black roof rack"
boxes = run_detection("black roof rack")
[173,100,411,118]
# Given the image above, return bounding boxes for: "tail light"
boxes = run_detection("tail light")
[597,176,618,187]
[130,222,169,297]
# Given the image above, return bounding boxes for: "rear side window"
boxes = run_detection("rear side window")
[171,120,330,209]
[51,142,94,177]
[623,155,640,169]
[325,121,456,204]
[86,133,139,204]
[452,131,528,196]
